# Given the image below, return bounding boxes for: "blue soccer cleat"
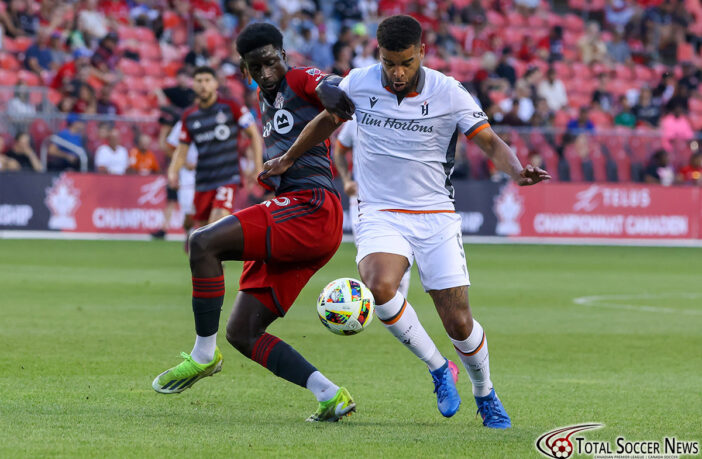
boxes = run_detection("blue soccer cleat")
[429,359,461,417]
[475,388,511,428]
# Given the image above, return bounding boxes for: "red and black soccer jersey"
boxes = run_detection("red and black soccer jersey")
[180,97,255,192]
[257,67,336,195]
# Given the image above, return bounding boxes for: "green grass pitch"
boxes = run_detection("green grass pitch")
[0,239,700,458]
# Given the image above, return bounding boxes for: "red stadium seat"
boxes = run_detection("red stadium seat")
[128,92,154,112]
[162,10,182,29]
[633,65,655,83]
[689,98,702,114]
[13,36,33,53]
[134,27,157,44]
[570,62,593,80]
[607,79,632,96]
[123,76,148,93]
[553,61,572,80]
[17,70,41,86]
[590,110,613,128]
[48,88,62,105]
[564,14,585,32]
[142,60,164,77]
[0,69,19,86]
[423,56,447,72]
[486,10,506,27]
[0,52,20,70]
[29,119,52,150]
[204,29,226,54]
[140,44,162,61]
[118,59,144,77]
[689,113,702,131]
[505,11,525,27]
[613,64,633,81]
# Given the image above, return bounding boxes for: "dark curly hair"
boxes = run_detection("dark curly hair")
[236,23,283,57]
[376,15,422,52]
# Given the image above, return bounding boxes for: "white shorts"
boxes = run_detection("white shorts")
[355,210,469,291]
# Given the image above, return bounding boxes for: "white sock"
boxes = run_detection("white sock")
[451,319,493,397]
[306,371,339,402]
[398,268,411,298]
[375,292,445,371]
[191,333,217,364]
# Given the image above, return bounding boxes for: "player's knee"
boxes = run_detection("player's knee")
[226,328,255,357]
[364,276,398,305]
[188,227,212,262]
[446,317,472,341]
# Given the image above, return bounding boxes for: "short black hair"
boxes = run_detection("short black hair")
[236,23,283,57]
[193,66,217,78]
[377,15,422,52]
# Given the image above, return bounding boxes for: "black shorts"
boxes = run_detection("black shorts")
[166,185,178,202]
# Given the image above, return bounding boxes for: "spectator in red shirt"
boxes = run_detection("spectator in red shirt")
[99,0,130,25]
[677,152,702,185]
[51,48,92,91]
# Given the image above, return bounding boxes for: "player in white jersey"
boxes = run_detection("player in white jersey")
[168,120,198,219]
[261,15,549,428]
[333,118,411,298]
[153,120,198,241]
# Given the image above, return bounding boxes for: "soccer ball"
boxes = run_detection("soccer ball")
[316,278,375,336]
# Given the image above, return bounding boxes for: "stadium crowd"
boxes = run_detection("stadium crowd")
[0,0,701,185]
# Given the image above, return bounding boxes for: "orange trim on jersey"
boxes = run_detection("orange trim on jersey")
[383,86,420,97]
[466,123,489,140]
[335,139,352,150]
[454,332,485,356]
[380,209,455,214]
[380,300,407,325]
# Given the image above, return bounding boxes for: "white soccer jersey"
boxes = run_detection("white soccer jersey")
[338,64,489,212]
[167,120,197,187]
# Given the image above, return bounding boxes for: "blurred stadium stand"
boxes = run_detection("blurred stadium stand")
[0,0,699,183]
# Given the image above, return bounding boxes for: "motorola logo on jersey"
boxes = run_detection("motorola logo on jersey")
[273,109,294,134]
[194,126,231,143]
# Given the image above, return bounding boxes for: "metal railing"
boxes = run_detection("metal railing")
[40,135,89,172]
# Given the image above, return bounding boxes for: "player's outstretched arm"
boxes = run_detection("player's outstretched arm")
[472,127,551,186]
[260,110,344,179]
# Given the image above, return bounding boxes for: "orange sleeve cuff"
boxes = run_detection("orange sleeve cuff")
[466,122,490,140]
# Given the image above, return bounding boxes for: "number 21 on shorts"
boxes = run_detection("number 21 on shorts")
[215,186,235,208]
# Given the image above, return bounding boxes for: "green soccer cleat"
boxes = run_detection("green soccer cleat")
[152,347,223,394]
[306,387,356,422]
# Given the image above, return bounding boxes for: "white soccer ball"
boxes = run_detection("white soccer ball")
[316,278,375,336]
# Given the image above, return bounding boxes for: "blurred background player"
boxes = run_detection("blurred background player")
[152,120,199,241]
[167,66,263,228]
[263,15,550,428]
[333,117,411,297]
[152,24,356,423]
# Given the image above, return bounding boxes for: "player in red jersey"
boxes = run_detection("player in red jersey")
[167,66,263,227]
[152,24,358,422]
